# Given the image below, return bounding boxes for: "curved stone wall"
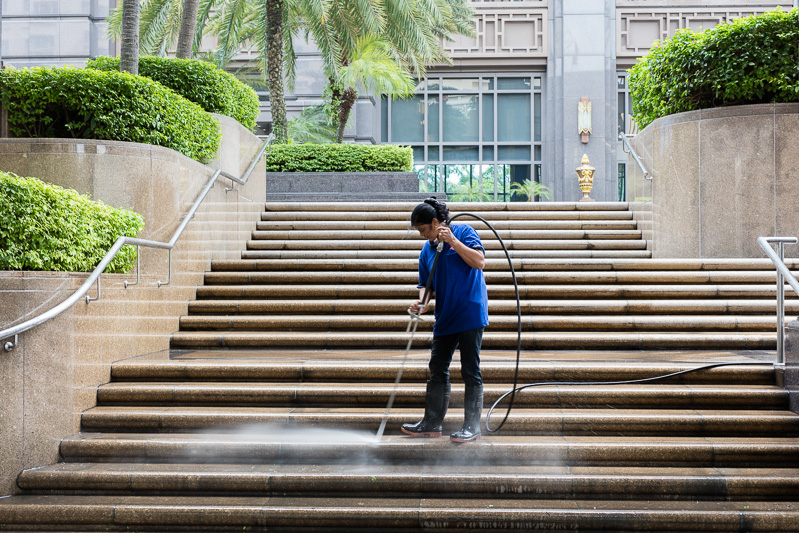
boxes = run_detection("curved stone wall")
[628,103,799,258]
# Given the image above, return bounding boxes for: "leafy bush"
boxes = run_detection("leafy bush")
[0,66,221,163]
[629,8,799,128]
[88,56,260,131]
[265,143,413,172]
[0,172,144,272]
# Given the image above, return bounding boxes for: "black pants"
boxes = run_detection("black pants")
[428,327,484,388]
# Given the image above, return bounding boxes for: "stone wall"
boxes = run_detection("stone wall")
[628,103,799,258]
[265,171,433,202]
[0,115,266,496]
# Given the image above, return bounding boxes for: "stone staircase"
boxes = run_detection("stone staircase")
[2,201,799,531]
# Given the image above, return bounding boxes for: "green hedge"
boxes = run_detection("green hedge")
[88,56,260,132]
[0,172,144,272]
[0,66,221,163]
[265,143,413,172]
[629,8,799,129]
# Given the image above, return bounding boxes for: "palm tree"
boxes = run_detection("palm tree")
[265,0,287,142]
[120,0,140,74]
[287,105,335,143]
[330,36,416,142]
[509,178,553,202]
[176,0,200,58]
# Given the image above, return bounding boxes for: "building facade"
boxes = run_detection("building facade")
[0,0,785,201]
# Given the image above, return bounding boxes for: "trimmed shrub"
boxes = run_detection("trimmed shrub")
[629,8,799,129]
[88,56,260,131]
[265,143,413,172]
[0,172,145,273]
[0,66,221,163]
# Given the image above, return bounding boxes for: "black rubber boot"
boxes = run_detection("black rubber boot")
[450,385,483,443]
[401,380,450,437]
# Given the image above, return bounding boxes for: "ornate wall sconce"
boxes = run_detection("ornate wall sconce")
[578,96,592,143]
[575,154,595,202]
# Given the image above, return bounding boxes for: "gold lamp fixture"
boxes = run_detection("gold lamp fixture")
[575,154,595,202]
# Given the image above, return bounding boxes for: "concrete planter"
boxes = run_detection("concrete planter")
[266,171,436,202]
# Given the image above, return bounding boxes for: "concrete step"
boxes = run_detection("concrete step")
[262,201,630,212]
[108,352,777,385]
[246,238,649,251]
[177,314,783,332]
[17,463,799,500]
[183,298,799,315]
[193,283,795,300]
[261,209,637,221]
[255,219,640,231]
[241,249,654,259]
[168,330,777,350]
[250,229,644,241]
[209,257,799,272]
[96,381,787,409]
[58,433,799,467]
[2,494,796,531]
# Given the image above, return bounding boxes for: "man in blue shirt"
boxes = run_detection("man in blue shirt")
[402,198,489,443]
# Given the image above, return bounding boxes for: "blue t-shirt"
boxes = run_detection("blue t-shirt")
[417,224,489,336]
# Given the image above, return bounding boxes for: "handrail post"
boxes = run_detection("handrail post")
[778,241,786,365]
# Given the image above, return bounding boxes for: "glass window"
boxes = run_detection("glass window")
[534,93,542,142]
[498,146,531,161]
[412,146,424,164]
[441,78,489,91]
[482,146,494,161]
[497,94,531,142]
[497,77,531,90]
[428,146,439,162]
[427,79,440,90]
[427,96,439,142]
[381,95,388,142]
[482,94,494,142]
[390,95,424,142]
[443,146,479,161]
[443,94,479,142]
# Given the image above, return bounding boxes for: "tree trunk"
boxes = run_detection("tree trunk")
[266,0,287,142]
[176,0,200,59]
[335,87,357,143]
[120,0,140,74]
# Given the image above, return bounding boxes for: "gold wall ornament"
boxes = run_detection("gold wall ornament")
[575,154,595,202]
[578,96,592,143]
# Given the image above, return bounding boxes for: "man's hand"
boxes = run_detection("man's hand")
[408,300,429,315]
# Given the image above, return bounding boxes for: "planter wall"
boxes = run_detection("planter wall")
[266,171,436,202]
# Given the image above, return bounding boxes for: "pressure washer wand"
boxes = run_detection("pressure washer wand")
[376,240,444,440]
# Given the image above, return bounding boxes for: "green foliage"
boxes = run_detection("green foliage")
[629,8,799,128]
[288,105,336,144]
[0,172,144,272]
[510,178,553,202]
[449,183,493,202]
[0,66,220,163]
[265,143,413,172]
[87,55,260,131]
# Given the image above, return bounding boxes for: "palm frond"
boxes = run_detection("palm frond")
[139,0,182,55]
[288,105,336,143]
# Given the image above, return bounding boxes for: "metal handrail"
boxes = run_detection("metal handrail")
[757,236,799,366]
[619,133,650,181]
[2,134,273,352]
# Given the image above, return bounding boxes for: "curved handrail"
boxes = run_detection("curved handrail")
[619,133,650,181]
[1,134,273,352]
[757,236,799,365]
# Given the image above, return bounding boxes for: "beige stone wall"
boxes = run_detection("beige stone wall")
[0,114,266,496]
[628,103,799,258]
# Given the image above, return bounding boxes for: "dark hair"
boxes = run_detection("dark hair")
[410,197,449,226]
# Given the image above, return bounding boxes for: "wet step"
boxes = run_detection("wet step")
[255,219,640,231]
[245,238,648,251]
[193,283,794,299]
[177,314,781,332]
[96,382,787,409]
[18,463,799,500]
[59,433,799,468]
[110,354,777,385]
[240,249,654,259]
[2,494,796,532]
[77,405,799,436]
[168,330,776,350]
[183,298,799,315]
[250,229,643,241]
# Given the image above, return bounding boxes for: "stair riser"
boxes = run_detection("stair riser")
[246,240,648,251]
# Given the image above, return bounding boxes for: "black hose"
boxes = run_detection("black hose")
[447,213,522,434]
